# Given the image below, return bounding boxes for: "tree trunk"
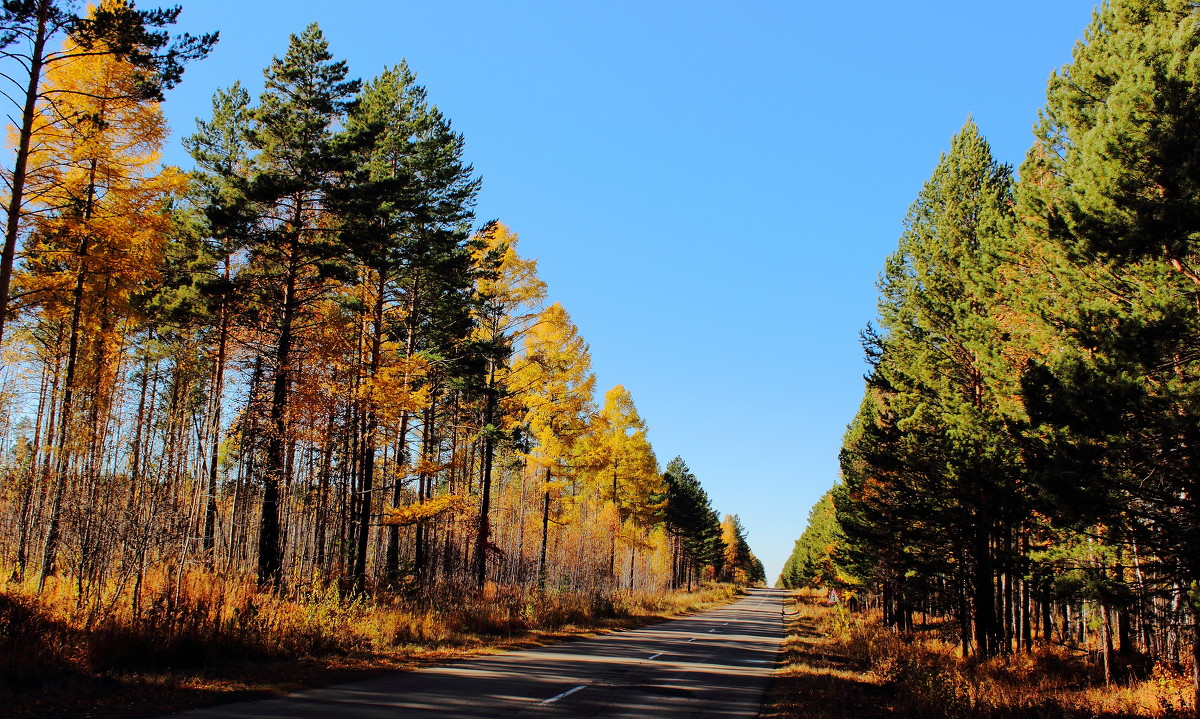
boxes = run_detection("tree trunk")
[475,361,497,591]
[203,263,231,561]
[0,0,51,345]
[973,517,995,658]
[259,257,297,588]
[538,468,550,593]
[36,217,92,594]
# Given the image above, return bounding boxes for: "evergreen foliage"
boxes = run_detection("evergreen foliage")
[826,1,1200,704]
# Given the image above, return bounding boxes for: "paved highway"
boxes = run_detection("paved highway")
[164,587,785,718]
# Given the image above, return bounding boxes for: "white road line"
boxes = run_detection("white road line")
[648,652,664,660]
[540,685,586,704]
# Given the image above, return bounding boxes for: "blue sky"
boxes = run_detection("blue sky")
[163,1,1100,580]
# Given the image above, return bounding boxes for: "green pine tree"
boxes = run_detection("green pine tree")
[1016,0,1200,701]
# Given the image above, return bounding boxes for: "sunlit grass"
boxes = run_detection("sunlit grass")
[765,591,1192,719]
[0,565,739,717]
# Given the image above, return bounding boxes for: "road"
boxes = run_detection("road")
[163,587,785,718]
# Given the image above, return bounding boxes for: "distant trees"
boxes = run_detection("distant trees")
[662,457,723,589]
[777,490,846,591]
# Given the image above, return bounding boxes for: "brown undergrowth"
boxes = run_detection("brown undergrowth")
[764,591,1192,719]
[0,568,738,718]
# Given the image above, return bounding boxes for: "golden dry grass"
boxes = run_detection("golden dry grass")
[763,592,1193,719]
[0,567,739,718]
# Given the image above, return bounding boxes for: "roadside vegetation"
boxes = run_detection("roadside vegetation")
[1,570,738,718]
[765,591,1192,719]
[780,1,1200,713]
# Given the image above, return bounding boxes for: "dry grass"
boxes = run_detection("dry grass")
[0,568,738,718]
[762,590,896,718]
[764,592,1193,719]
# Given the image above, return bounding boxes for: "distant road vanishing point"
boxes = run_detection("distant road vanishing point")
[163,588,785,718]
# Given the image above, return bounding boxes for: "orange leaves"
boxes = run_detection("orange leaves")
[17,23,183,327]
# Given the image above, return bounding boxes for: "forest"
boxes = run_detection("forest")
[0,0,766,704]
[779,0,1200,713]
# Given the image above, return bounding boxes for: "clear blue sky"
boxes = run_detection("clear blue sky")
[162,1,1100,580]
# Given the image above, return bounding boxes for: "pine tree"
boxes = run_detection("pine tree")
[243,22,360,587]
[779,490,849,591]
[662,456,724,590]
[843,120,1022,654]
[334,61,479,589]
[183,81,254,562]
[1016,0,1200,702]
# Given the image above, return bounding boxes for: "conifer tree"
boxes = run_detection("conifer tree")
[509,302,596,591]
[243,22,359,587]
[779,490,848,590]
[662,456,724,589]
[844,120,1021,654]
[335,61,479,588]
[16,23,185,591]
[183,81,253,561]
[1016,0,1200,701]
[466,221,545,589]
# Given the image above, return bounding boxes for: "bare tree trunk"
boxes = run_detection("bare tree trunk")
[259,255,297,588]
[538,468,550,593]
[36,228,91,594]
[475,361,497,591]
[0,0,51,345]
[203,264,231,561]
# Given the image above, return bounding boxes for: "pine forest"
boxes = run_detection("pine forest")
[779,1,1200,713]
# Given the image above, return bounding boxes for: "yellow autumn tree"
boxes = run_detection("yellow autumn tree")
[469,221,546,588]
[18,20,185,591]
[582,384,662,579]
[508,302,595,590]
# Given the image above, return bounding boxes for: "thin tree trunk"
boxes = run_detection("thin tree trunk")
[475,361,497,591]
[203,264,231,561]
[0,0,51,345]
[36,218,93,594]
[538,468,550,593]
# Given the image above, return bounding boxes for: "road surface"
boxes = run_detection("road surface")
[164,587,785,718]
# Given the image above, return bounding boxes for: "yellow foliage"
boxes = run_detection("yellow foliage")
[360,351,431,426]
[382,494,472,527]
[509,303,596,470]
[471,222,546,332]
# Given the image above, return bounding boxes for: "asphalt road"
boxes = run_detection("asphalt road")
[163,587,785,718]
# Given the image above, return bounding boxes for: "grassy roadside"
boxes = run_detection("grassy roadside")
[763,591,1192,719]
[761,591,896,718]
[1,571,738,719]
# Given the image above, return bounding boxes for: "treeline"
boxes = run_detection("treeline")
[789,0,1199,707]
[0,1,764,625]
[777,490,847,593]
